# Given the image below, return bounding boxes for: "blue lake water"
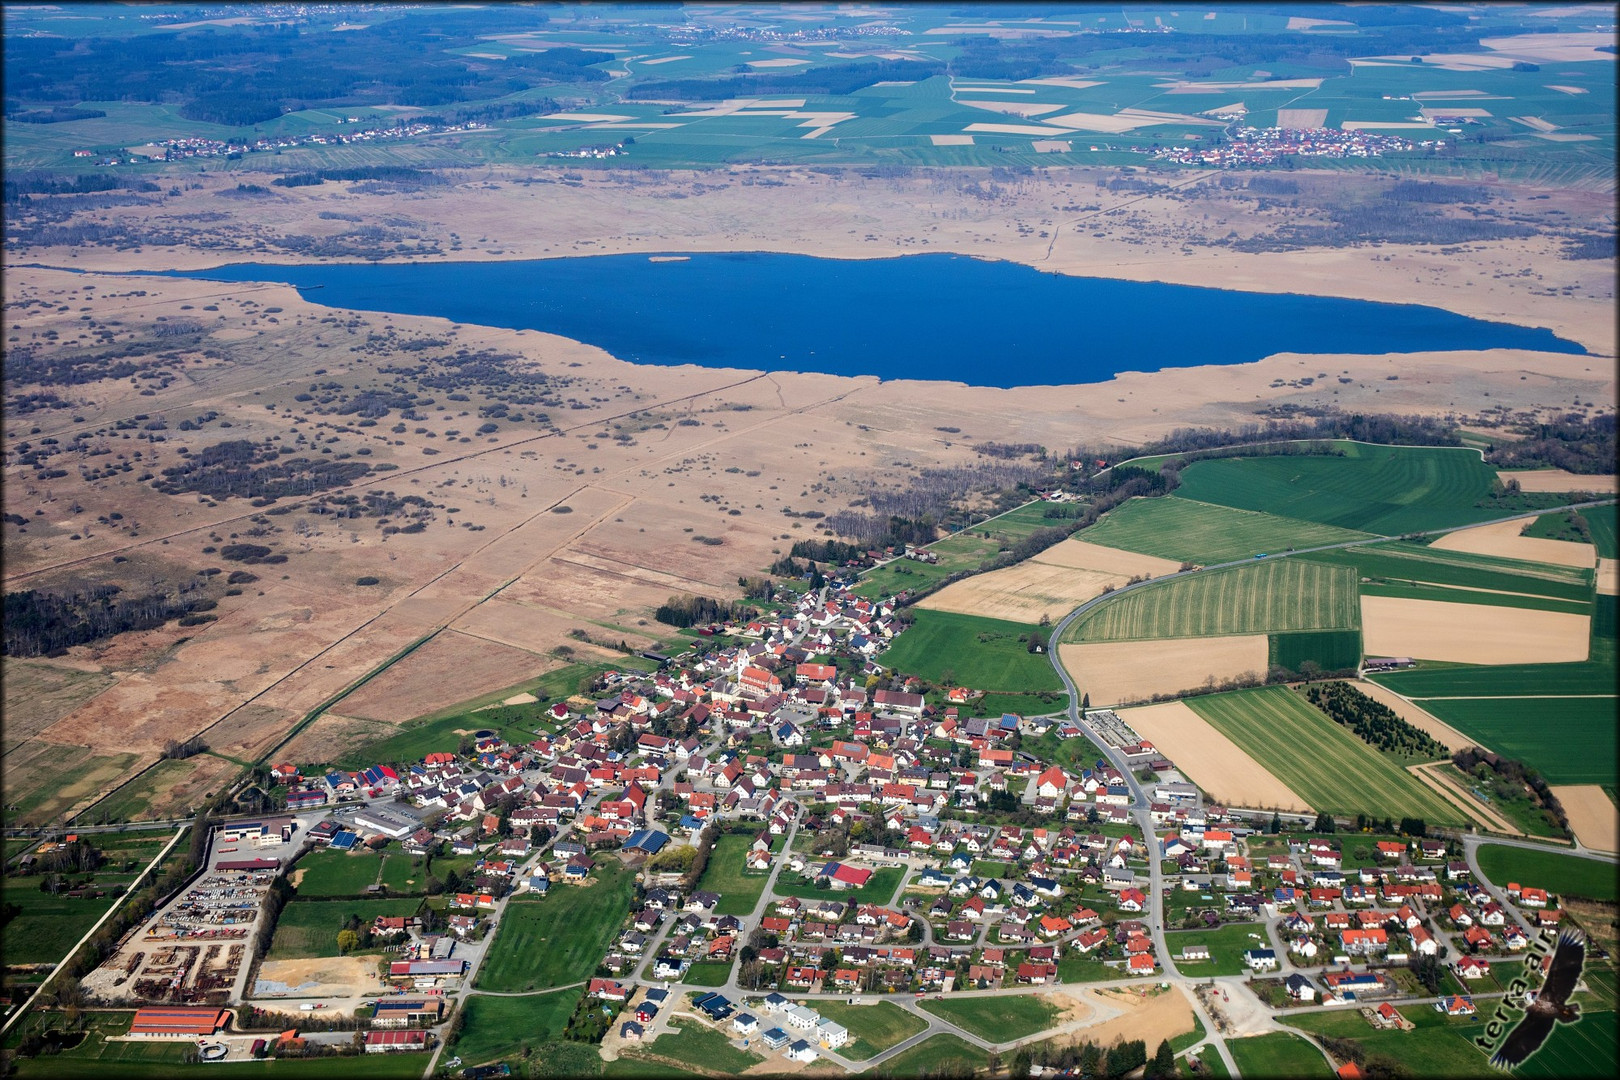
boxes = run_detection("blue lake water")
[162,253,1584,388]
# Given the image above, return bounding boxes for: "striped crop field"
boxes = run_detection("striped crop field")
[1169,443,1517,535]
[1081,497,1373,565]
[1187,686,1466,824]
[1065,559,1359,643]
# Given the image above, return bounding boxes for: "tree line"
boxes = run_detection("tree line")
[3,583,210,658]
[653,594,756,629]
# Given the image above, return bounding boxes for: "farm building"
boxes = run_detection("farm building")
[364,1030,430,1053]
[127,1007,232,1039]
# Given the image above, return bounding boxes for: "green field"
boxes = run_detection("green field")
[265,897,424,960]
[0,879,120,965]
[453,989,581,1067]
[1271,630,1363,673]
[1065,559,1359,643]
[476,862,635,992]
[874,1033,987,1077]
[881,611,1064,694]
[771,866,906,906]
[1515,1010,1620,1080]
[1358,580,1592,615]
[1081,497,1373,565]
[1414,697,1617,786]
[919,994,1062,1042]
[1302,543,1595,603]
[804,1000,929,1060]
[695,834,773,916]
[1187,687,1465,823]
[1373,659,1617,699]
[1475,844,1618,903]
[1584,505,1618,560]
[1164,923,1274,978]
[1226,1032,1332,1079]
[1169,443,1531,536]
[852,501,1069,600]
[681,961,733,986]
[1283,1007,1495,1078]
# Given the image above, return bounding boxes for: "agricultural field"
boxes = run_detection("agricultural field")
[1585,504,1619,560]
[793,1000,928,1060]
[882,610,1064,695]
[1120,700,1311,812]
[1064,559,1359,643]
[1283,1007,1496,1078]
[265,897,424,960]
[855,499,1066,600]
[1515,1011,1618,1080]
[695,833,773,916]
[1302,542,1596,603]
[917,536,1181,625]
[1271,630,1363,673]
[1169,443,1559,536]
[1359,595,1590,666]
[452,989,580,1067]
[1186,687,1467,824]
[1474,844,1618,903]
[1226,1032,1333,1079]
[1060,634,1270,708]
[476,862,635,992]
[1080,497,1373,565]
[1416,697,1616,786]
[1163,923,1274,978]
[0,879,120,965]
[1432,518,1597,569]
[920,993,1063,1042]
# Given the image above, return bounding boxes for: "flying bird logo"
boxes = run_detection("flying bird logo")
[1489,930,1586,1070]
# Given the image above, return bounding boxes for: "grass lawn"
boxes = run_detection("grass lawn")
[695,834,773,916]
[682,961,733,986]
[1080,496,1373,565]
[265,897,424,960]
[1187,686,1465,825]
[452,988,581,1067]
[291,849,394,897]
[880,610,1064,694]
[1065,559,1359,643]
[1025,729,1110,775]
[1226,1032,1332,1078]
[801,1000,927,1060]
[1056,952,1115,984]
[1475,844,1618,903]
[1164,923,1275,977]
[875,1033,986,1076]
[476,862,635,992]
[1413,697,1617,787]
[772,866,905,906]
[0,880,119,965]
[637,1019,762,1074]
[919,993,1062,1042]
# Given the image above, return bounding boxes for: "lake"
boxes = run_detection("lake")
[162,253,1585,388]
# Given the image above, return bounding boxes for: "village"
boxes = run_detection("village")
[40,566,1596,1076]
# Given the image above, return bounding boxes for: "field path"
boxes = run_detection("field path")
[1405,761,1520,834]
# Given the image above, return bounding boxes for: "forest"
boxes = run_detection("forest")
[2,8,606,128]
[1485,412,1617,474]
[654,594,756,629]
[3,582,212,658]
